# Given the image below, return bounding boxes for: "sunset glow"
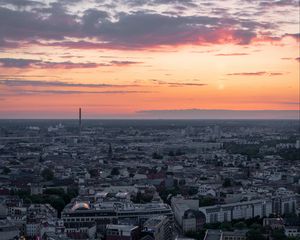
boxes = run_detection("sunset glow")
[0,0,299,118]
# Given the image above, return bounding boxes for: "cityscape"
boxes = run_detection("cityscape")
[0,115,299,239]
[0,0,299,239]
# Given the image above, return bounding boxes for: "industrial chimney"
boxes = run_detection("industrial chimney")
[79,108,82,135]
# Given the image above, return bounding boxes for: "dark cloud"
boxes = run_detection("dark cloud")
[0,0,45,7]
[0,6,263,49]
[0,5,80,45]
[81,12,258,47]
[7,89,149,96]
[0,1,296,50]
[123,0,198,7]
[284,33,300,40]
[0,79,139,88]
[0,58,141,69]
[0,58,40,68]
[259,0,299,7]
[227,71,287,76]
[109,60,142,66]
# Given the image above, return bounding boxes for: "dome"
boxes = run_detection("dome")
[71,202,90,211]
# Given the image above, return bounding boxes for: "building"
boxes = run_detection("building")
[199,199,273,223]
[272,194,297,216]
[203,229,247,240]
[222,230,247,240]
[171,196,206,233]
[285,226,300,238]
[142,215,172,240]
[30,183,43,195]
[203,229,222,240]
[106,224,139,240]
[263,218,284,229]
[0,219,20,240]
[61,195,173,236]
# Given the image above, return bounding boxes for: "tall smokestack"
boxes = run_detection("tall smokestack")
[79,108,82,135]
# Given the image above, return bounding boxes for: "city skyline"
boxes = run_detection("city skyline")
[0,0,299,118]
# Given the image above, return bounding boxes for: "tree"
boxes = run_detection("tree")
[2,167,11,174]
[44,188,64,195]
[152,152,163,159]
[221,222,233,231]
[111,167,120,176]
[185,230,206,240]
[88,169,99,178]
[168,150,175,156]
[199,197,216,207]
[271,229,287,240]
[129,173,135,178]
[175,149,185,156]
[246,229,266,240]
[222,178,232,188]
[234,221,247,230]
[188,187,198,196]
[41,168,54,181]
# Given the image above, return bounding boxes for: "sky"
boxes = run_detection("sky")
[0,0,299,119]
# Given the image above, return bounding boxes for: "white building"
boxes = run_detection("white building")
[171,196,205,233]
[199,199,273,223]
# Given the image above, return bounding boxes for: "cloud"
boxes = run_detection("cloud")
[0,58,141,69]
[78,11,261,48]
[269,72,284,76]
[259,0,299,7]
[109,60,142,66]
[0,0,45,7]
[0,6,268,50]
[215,53,249,56]
[227,71,266,76]
[0,5,80,45]
[123,0,198,7]
[0,1,297,51]
[0,79,139,88]
[167,82,207,87]
[281,57,300,62]
[150,79,207,87]
[226,71,286,76]
[6,89,149,96]
[136,109,299,119]
[283,33,300,41]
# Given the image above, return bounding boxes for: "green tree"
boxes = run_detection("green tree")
[185,230,206,240]
[222,178,232,188]
[2,167,11,174]
[271,229,287,240]
[234,221,247,230]
[221,222,233,231]
[111,167,120,175]
[246,229,266,240]
[152,152,163,159]
[199,197,216,207]
[44,188,65,195]
[41,168,54,181]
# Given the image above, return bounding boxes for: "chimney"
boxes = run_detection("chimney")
[79,108,82,134]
